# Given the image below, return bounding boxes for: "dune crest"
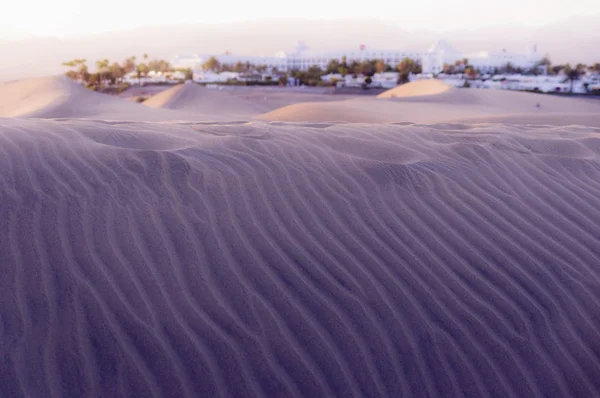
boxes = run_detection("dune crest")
[144,84,269,120]
[257,85,600,124]
[377,79,454,99]
[1,118,600,397]
[0,76,196,121]
[0,75,73,118]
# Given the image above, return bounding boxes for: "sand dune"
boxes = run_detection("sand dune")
[258,82,600,124]
[255,97,496,123]
[376,79,453,99]
[226,87,356,111]
[0,76,187,121]
[143,84,270,120]
[1,117,600,397]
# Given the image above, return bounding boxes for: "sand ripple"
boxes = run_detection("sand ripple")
[1,119,600,397]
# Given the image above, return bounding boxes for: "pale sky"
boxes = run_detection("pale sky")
[2,0,599,38]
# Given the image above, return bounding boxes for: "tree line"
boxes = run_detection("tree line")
[442,56,600,79]
[199,55,423,86]
[439,56,600,92]
[64,51,598,91]
[61,54,193,89]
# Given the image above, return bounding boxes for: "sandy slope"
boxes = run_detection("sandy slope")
[1,118,600,397]
[227,88,357,111]
[143,84,270,120]
[0,76,197,121]
[258,81,600,124]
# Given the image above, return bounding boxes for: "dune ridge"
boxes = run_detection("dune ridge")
[143,84,269,120]
[257,80,600,125]
[0,76,201,121]
[1,118,600,397]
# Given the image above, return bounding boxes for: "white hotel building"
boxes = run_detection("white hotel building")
[172,41,542,74]
[172,42,422,72]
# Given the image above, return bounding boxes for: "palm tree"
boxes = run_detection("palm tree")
[326,59,341,74]
[337,56,349,77]
[76,59,88,83]
[465,66,478,79]
[62,59,89,83]
[359,60,376,77]
[61,60,75,71]
[110,62,125,84]
[136,63,149,80]
[563,64,584,93]
[233,61,245,73]
[61,60,79,81]
[96,59,110,85]
[397,57,419,84]
[122,56,137,74]
[61,60,76,78]
[203,56,221,72]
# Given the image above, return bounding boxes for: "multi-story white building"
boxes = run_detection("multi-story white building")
[172,42,423,72]
[421,40,542,75]
[281,42,423,71]
[173,40,543,75]
[171,53,288,71]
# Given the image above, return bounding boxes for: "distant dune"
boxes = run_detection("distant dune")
[376,79,453,99]
[258,81,600,124]
[144,84,269,120]
[0,76,188,121]
[1,118,600,397]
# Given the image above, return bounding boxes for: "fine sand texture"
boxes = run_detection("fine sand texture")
[1,117,600,397]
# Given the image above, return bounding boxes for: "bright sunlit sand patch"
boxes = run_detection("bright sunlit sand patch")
[376,79,453,98]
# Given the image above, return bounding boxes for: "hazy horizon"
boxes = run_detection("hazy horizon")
[4,0,600,39]
[2,14,599,81]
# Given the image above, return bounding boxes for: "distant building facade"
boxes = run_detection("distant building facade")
[172,40,543,74]
[421,40,542,75]
[172,42,423,72]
